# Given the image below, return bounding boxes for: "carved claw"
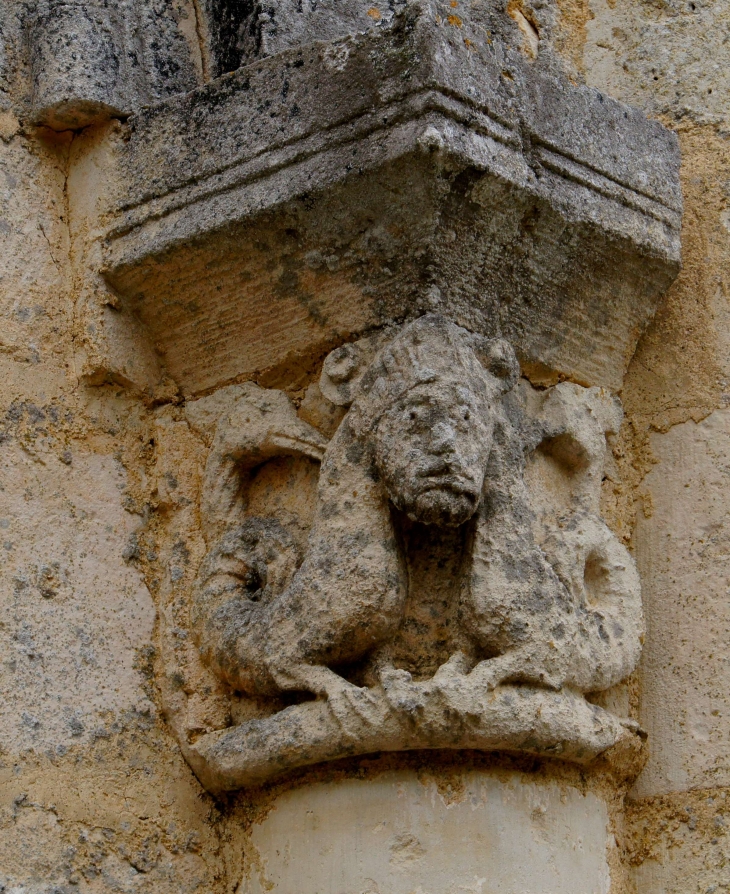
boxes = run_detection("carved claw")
[269,432,327,463]
[380,667,413,689]
[465,658,504,692]
[620,717,643,735]
[432,651,472,685]
[377,665,412,689]
[361,646,406,690]
[267,662,385,738]
[324,681,384,738]
[468,653,564,692]
[380,669,429,718]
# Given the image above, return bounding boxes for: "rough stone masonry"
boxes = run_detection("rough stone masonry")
[0,1,728,893]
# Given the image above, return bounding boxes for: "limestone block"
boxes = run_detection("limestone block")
[0,81,228,892]
[629,789,730,894]
[219,0,408,67]
[0,122,69,361]
[240,770,612,894]
[586,0,730,132]
[26,0,201,130]
[197,0,409,76]
[0,744,225,891]
[0,445,155,753]
[633,409,730,797]
[0,4,27,109]
[88,3,681,396]
[28,3,128,129]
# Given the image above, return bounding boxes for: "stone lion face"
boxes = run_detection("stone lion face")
[374,381,494,527]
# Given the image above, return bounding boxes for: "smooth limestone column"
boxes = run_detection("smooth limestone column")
[239,770,612,894]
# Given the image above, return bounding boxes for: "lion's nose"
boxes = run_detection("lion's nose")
[431,422,457,454]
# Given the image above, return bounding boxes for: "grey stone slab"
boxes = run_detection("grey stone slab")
[92,5,681,395]
[26,0,201,129]
[198,0,412,76]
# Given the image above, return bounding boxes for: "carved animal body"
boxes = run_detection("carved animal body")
[192,315,643,717]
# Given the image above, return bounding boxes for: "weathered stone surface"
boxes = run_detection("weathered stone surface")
[633,410,730,798]
[626,788,730,894]
[577,4,730,893]
[198,0,411,76]
[586,0,730,133]
[240,770,612,894]
[25,0,202,129]
[3,0,720,890]
[0,446,155,754]
[154,316,643,791]
[0,118,230,892]
[85,3,681,396]
[191,686,636,792]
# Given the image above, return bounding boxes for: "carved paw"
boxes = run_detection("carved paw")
[380,667,429,717]
[429,652,473,701]
[378,665,413,688]
[466,658,505,692]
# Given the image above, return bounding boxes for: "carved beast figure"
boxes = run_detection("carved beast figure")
[191,315,643,739]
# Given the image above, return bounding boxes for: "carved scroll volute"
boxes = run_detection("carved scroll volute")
[200,385,328,543]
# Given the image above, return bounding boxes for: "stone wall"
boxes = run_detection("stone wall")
[581,2,730,891]
[0,2,727,892]
[0,111,233,894]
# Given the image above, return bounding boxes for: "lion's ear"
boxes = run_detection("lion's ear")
[471,336,520,393]
[320,331,390,407]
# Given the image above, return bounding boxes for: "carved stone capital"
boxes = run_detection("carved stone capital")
[50,0,680,794]
[154,316,645,791]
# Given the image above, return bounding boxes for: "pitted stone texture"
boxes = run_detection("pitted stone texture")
[25,0,202,129]
[239,770,612,894]
[198,0,410,76]
[0,116,69,363]
[0,446,155,753]
[191,686,636,792]
[633,410,730,797]
[154,316,643,791]
[89,3,680,396]
[628,789,730,894]
[0,121,228,887]
[586,0,730,132]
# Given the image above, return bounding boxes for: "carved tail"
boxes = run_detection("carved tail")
[193,394,407,698]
